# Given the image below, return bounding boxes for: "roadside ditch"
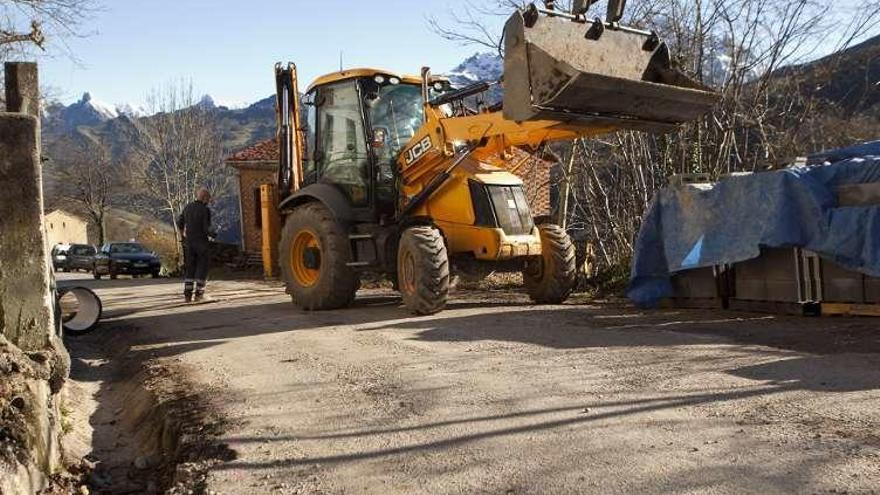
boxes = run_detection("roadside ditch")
[56,324,235,495]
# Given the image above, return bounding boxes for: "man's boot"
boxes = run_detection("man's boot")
[184,279,194,302]
[194,280,206,302]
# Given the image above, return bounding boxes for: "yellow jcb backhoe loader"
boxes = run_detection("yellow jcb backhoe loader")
[263,1,718,314]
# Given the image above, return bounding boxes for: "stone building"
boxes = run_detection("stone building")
[226,139,552,255]
[44,209,89,247]
[226,140,279,254]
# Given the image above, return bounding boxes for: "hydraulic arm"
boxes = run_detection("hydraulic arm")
[396,4,718,217]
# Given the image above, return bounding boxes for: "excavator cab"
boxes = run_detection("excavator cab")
[291,71,451,216]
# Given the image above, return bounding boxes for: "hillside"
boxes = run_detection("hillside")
[773,34,880,116]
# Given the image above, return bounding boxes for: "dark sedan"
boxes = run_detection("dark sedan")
[93,242,161,279]
[65,244,97,272]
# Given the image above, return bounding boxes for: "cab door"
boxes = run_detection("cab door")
[307,80,373,214]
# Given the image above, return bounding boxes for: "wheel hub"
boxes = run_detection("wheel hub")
[290,230,321,287]
[302,247,321,270]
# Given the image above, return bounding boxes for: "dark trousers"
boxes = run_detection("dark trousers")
[183,242,210,295]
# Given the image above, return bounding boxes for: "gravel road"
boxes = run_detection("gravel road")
[60,274,880,494]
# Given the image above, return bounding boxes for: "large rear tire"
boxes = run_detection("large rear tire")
[397,226,450,315]
[523,224,576,304]
[280,202,359,310]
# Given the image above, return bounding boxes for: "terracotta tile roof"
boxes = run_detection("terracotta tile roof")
[227,139,279,163]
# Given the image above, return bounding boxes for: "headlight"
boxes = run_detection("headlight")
[114,259,130,264]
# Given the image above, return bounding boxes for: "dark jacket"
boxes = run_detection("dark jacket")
[177,200,213,247]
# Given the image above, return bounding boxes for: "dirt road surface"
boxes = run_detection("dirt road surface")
[58,273,880,494]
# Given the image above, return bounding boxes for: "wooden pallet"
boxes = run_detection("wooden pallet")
[728,299,821,317]
[660,297,724,310]
[821,302,880,317]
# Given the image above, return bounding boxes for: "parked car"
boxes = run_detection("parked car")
[50,244,71,271]
[93,242,161,279]
[65,244,97,272]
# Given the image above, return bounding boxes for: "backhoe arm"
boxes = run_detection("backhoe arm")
[275,63,304,199]
[396,2,719,208]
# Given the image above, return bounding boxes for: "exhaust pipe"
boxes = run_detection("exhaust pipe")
[502,3,719,133]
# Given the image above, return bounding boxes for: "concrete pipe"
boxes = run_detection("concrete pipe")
[57,286,103,335]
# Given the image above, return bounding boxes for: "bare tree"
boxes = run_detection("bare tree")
[1,0,99,111]
[0,0,97,55]
[430,0,880,280]
[428,0,529,55]
[48,133,117,245]
[130,80,230,262]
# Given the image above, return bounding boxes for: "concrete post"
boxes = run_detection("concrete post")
[0,62,54,351]
[5,62,40,118]
[0,61,68,495]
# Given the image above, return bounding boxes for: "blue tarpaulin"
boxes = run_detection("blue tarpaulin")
[628,141,880,307]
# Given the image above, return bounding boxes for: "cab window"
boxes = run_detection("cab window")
[314,81,369,206]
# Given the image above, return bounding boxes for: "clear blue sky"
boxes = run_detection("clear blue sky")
[38,0,504,107]
[36,0,873,108]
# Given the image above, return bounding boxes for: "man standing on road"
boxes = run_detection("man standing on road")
[177,188,215,302]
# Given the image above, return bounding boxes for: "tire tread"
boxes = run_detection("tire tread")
[280,202,359,310]
[524,224,576,304]
[399,226,450,315]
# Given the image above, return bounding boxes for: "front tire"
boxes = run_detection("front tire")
[280,202,359,310]
[397,225,450,315]
[523,224,576,304]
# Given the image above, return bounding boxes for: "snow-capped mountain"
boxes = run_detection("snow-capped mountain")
[43,92,120,132]
[442,51,504,105]
[197,94,217,110]
[446,52,503,88]
[116,102,149,118]
[79,92,119,119]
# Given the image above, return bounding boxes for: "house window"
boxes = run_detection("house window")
[253,187,263,229]
[50,223,54,229]
[63,222,66,228]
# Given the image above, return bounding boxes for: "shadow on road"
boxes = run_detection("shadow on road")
[216,384,787,470]
[64,279,880,489]
[357,302,880,357]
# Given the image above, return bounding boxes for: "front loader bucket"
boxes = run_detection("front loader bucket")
[502,7,719,132]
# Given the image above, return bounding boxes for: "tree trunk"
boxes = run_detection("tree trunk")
[97,214,105,246]
[557,142,577,228]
